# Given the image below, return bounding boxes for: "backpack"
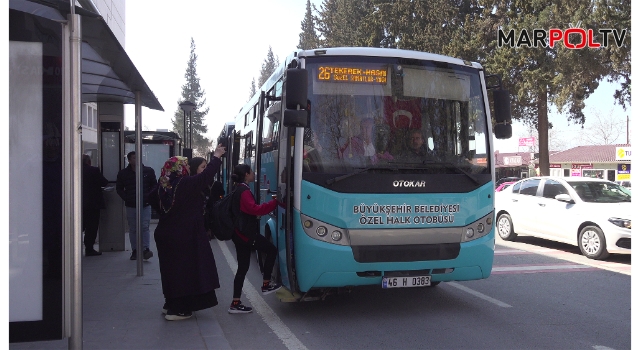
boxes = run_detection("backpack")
[209,190,236,241]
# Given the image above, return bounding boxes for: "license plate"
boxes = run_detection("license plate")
[382,275,431,288]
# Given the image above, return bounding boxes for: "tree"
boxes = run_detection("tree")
[249,77,257,101]
[521,124,568,153]
[298,0,321,49]
[593,0,631,109]
[172,38,210,156]
[316,0,383,47]
[372,0,464,53]
[577,108,627,145]
[473,0,630,176]
[258,46,279,88]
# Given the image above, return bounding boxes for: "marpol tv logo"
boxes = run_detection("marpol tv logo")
[497,21,627,49]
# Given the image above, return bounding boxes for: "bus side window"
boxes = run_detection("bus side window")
[244,131,254,158]
[275,78,283,98]
[262,115,274,152]
[272,121,280,151]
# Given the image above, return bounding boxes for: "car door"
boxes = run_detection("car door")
[507,178,541,234]
[535,179,574,243]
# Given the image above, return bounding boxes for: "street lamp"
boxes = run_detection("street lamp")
[179,100,196,158]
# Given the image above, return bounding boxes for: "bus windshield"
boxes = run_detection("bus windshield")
[302,56,490,175]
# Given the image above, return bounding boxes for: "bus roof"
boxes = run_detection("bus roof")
[294,47,482,70]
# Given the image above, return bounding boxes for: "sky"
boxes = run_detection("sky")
[123,0,631,154]
[123,0,323,144]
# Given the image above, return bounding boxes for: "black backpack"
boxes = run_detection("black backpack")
[209,186,246,241]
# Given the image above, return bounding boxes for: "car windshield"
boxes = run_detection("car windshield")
[570,181,631,203]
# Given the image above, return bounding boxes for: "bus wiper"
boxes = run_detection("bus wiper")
[326,166,390,185]
[442,162,480,185]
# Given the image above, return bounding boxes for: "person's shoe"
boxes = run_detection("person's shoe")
[162,303,168,315]
[228,301,253,314]
[165,310,192,321]
[261,281,282,295]
[85,249,102,256]
[143,248,153,260]
[129,250,136,260]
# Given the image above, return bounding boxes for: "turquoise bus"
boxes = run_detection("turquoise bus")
[222,47,512,300]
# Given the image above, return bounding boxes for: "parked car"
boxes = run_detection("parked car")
[495,176,521,189]
[616,180,631,191]
[495,176,631,260]
[495,181,516,192]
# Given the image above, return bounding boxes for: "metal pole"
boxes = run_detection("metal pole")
[67,10,83,350]
[627,115,629,144]
[189,111,193,149]
[183,110,186,150]
[135,91,144,276]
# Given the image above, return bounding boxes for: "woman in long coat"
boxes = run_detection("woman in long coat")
[149,145,225,321]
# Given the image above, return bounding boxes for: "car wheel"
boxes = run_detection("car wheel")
[578,226,610,260]
[427,281,441,287]
[497,213,517,241]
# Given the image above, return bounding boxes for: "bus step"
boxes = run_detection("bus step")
[276,286,301,302]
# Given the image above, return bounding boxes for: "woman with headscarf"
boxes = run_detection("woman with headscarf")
[148,144,225,321]
[189,157,225,240]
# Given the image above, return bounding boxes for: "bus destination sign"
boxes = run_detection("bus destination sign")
[317,66,387,84]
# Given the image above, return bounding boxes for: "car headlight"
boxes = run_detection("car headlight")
[609,218,631,229]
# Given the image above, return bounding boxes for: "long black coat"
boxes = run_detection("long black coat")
[149,157,222,300]
[82,164,108,210]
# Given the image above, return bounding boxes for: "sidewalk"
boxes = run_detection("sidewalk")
[10,224,231,350]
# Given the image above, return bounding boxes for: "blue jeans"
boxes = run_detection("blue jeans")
[126,205,151,251]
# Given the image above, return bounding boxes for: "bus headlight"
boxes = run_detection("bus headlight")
[461,211,494,243]
[466,228,475,238]
[301,213,350,246]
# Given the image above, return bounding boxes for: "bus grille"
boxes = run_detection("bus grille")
[351,243,461,263]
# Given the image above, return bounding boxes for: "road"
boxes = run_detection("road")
[209,236,631,350]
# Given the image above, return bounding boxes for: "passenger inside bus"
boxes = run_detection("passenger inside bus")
[395,129,434,163]
[339,116,393,166]
[303,130,324,172]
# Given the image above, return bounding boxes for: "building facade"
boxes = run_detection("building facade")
[9,0,163,343]
[538,144,632,181]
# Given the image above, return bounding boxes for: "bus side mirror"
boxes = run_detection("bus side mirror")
[284,68,308,128]
[283,109,308,127]
[493,89,512,139]
[286,68,308,109]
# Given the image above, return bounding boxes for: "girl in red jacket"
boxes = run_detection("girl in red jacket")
[228,164,281,314]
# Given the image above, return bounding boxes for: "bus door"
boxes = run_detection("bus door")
[277,67,309,295]
[276,124,296,292]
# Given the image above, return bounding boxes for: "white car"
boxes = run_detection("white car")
[495,176,631,260]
